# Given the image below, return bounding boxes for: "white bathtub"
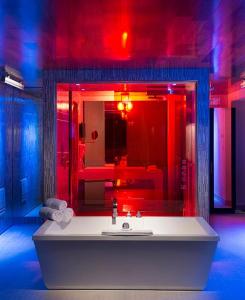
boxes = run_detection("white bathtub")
[33,216,219,290]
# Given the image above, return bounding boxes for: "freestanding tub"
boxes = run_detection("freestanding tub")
[33,216,219,290]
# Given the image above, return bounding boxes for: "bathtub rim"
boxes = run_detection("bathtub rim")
[33,216,219,242]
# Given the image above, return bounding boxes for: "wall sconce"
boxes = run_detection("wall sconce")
[117,92,133,119]
[0,65,24,90]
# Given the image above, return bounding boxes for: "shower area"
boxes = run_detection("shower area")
[56,82,197,216]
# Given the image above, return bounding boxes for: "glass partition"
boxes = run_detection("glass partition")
[56,82,196,216]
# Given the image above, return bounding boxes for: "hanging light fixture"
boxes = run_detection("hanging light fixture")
[125,101,133,112]
[117,91,133,119]
[117,101,124,111]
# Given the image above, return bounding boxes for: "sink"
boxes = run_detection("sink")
[101,230,153,236]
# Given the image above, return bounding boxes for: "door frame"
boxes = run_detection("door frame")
[209,107,236,213]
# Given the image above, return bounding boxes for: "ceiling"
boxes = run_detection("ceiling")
[0,0,245,86]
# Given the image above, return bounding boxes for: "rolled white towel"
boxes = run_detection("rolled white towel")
[62,208,74,223]
[39,207,64,222]
[44,198,67,210]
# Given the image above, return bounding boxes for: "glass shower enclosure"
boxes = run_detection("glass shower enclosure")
[56,82,196,216]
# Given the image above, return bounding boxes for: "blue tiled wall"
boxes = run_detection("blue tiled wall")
[0,86,12,233]
[0,83,42,234]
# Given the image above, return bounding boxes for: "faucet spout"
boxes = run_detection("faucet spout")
[112,198,118,224]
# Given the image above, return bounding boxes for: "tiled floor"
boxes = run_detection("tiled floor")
[0,215,244,300]
[207,214,245,298]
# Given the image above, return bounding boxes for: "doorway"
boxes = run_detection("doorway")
[210,108,235,212]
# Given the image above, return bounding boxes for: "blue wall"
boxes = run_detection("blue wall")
[0,86,12,233]
[0,83,42,234]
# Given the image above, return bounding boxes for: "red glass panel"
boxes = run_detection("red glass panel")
[56,83,196,216]
[56,89,70,202]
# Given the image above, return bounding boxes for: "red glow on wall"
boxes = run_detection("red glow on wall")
[121,31,128,49]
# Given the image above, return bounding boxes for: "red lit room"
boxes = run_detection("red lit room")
[56,82,196,217]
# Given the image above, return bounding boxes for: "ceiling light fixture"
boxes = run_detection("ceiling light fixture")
[117,91,133,119]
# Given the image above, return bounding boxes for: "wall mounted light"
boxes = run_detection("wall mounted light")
[0,65,24,90]
[4,76,24,90]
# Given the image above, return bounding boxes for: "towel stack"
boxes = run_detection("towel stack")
[39,198,74,223]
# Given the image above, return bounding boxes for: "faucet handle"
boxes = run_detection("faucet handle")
[136,211,141,218]
[122,222,130,230]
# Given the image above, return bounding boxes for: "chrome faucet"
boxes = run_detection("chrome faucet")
[112,198,118,224]
[136,211,141,218]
